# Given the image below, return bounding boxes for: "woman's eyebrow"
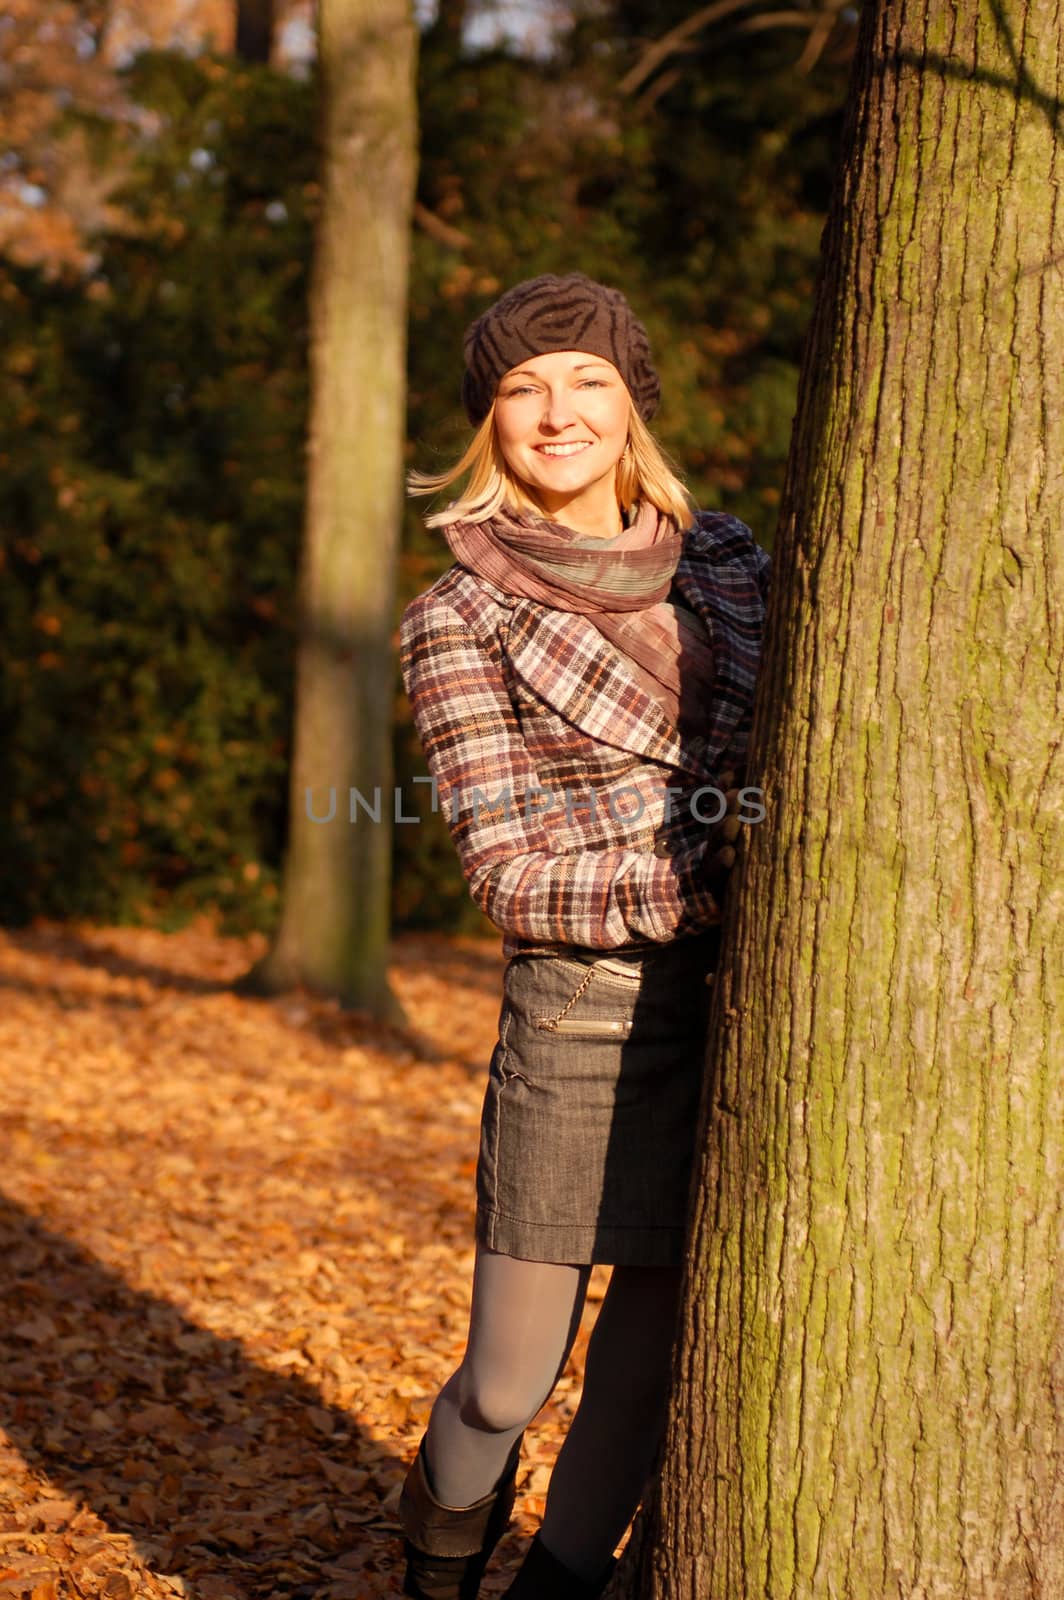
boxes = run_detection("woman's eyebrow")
[502,362,612,381]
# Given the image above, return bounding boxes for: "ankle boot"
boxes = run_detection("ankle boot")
[397,1431,524,1600]
[500,1531,617,1599]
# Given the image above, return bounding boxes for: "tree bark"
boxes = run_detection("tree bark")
[237,0,417,1021]
[618,0,1064,1594]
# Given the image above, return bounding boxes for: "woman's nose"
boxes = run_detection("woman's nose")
[540,391,577,429]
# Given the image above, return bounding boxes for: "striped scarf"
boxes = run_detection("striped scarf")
[441,500,716,737]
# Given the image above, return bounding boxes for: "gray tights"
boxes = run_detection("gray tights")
[422,1244,683,1583]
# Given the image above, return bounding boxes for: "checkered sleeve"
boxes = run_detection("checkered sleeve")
[399,593,723,949]
[752,536,771,604]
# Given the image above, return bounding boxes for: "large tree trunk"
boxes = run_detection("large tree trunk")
[618,1,1064,1594]
[238,0,417,1021]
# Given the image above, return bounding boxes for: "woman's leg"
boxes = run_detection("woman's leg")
[537,1261,684,1582]
[423,1243,592,1509]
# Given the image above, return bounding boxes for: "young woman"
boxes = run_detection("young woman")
[395,273,770,1600]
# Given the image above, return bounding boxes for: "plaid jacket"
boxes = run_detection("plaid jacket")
[399,511,771,957]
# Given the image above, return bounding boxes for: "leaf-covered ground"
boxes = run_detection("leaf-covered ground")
[0,919,614,1600]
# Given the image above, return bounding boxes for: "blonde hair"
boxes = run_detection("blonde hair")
[407,398,695,528]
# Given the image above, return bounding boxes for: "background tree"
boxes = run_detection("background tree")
[237,0,418,1017]
[235,0,276,61]
[615,0,1064,1594]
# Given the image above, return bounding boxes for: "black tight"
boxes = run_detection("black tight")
[422,1244,682,1582]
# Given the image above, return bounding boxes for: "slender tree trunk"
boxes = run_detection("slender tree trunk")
[429,0,467,46]
[235,0,275,61]
[617,1,1064,1594]
[238,0,418,1021]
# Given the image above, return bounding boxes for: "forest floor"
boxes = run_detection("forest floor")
[0,918,614,1600]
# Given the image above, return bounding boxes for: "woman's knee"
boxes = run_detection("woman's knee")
[455,1360,548,1434]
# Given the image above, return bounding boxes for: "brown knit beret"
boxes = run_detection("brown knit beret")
[461,272,661,425]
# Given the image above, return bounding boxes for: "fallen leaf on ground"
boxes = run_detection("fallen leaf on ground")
[0,920,616,1598]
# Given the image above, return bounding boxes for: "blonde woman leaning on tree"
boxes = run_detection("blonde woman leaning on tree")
[394,273,769,1600]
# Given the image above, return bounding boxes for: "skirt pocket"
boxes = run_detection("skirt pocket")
[528,956,641,1036]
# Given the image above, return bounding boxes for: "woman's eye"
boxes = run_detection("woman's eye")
[502,379,607,398]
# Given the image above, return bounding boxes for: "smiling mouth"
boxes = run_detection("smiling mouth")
[535,442,594,457]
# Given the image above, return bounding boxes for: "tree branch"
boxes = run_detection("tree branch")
[619,0,852,98]
[412,200,471,251]
[618,0,763,97]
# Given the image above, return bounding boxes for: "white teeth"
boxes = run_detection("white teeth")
[537,443,592,457]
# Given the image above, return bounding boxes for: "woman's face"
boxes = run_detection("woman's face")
[492,350,631,523]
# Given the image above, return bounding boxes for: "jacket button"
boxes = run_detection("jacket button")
[653,837,674,858]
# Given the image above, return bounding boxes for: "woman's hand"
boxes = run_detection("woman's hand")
[701,771,743,908]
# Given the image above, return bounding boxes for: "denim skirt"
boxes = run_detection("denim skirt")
[474,929,719,1267]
